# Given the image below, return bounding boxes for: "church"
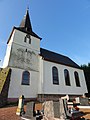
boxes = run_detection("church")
[0,9,87,104]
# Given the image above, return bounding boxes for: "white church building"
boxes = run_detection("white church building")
[1,10,87,102]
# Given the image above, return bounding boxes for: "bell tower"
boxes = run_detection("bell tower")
[3,9,42,71]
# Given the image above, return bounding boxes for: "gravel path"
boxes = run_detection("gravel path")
[0,106,90,120]
[0,106,21,120]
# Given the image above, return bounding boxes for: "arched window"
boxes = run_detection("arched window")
[24,36,27,42]
[22,71,30,85]
[52,66,59,85]
[64,69,71,86]
[24,34,31,44]
[74,71,80,87]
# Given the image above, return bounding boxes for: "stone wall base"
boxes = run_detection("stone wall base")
[7,97,37,104]
[37,94,82,102]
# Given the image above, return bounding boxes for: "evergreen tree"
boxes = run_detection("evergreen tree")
[81,63,90,96]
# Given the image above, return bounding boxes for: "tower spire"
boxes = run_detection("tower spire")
[13,8,42,40]
[19,8,32,32]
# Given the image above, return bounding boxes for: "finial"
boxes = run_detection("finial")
[27,0,29,11]
[25,5,29,16]
[27,5,29,11]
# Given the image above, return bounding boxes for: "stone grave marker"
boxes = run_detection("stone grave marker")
[79,97,89,106]
[59,98,66,119]
[26,102,35,117]
[59,98,71,119]
[16,95,25,116]
[63,99,71,118]
[44,101,54,118]
[53,101,60,118]
[21,102,36,120]
[75,97,80,104]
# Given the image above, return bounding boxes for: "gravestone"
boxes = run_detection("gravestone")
[63,99,71,118]
[16,95,25,116]
[44,101,54,118]
[21,102,36,120]
[53,101,60,118]
[79,97,89,106]
[59,98,67,119]
[75,97,80,104]
[26,102,35,117]
[59,98,71,119]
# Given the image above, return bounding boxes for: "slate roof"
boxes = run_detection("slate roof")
[40,48,80,69]
[15,27,42,40]
[18,9,42,40]
[20,9,32,32]
[7,9,41,44]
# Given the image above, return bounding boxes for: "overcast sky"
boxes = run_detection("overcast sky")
[0,0,90,67]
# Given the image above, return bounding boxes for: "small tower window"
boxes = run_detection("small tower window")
[64,69,71,86]
[24,37,27,42]
[22,71,30,85]
[24,34,31,44]
[52,66,59,85]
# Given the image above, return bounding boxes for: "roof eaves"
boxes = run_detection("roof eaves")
[15,27,42,40]
[7,27,16,44]
[42,57,81,69]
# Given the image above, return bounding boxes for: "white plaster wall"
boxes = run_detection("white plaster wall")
[9,43,39,71]
[41,60,87,95]
[8,67,39,98]
[13,29,40,53]
[3,29,40,68]
[3,30,15,68]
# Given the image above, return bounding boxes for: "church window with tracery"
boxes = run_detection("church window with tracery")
[64,69,71,86]
[52,66,59,85]
[22,71,30,85]
[74,71,80,87]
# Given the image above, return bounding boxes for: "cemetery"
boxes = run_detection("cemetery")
[15,95,90,120]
